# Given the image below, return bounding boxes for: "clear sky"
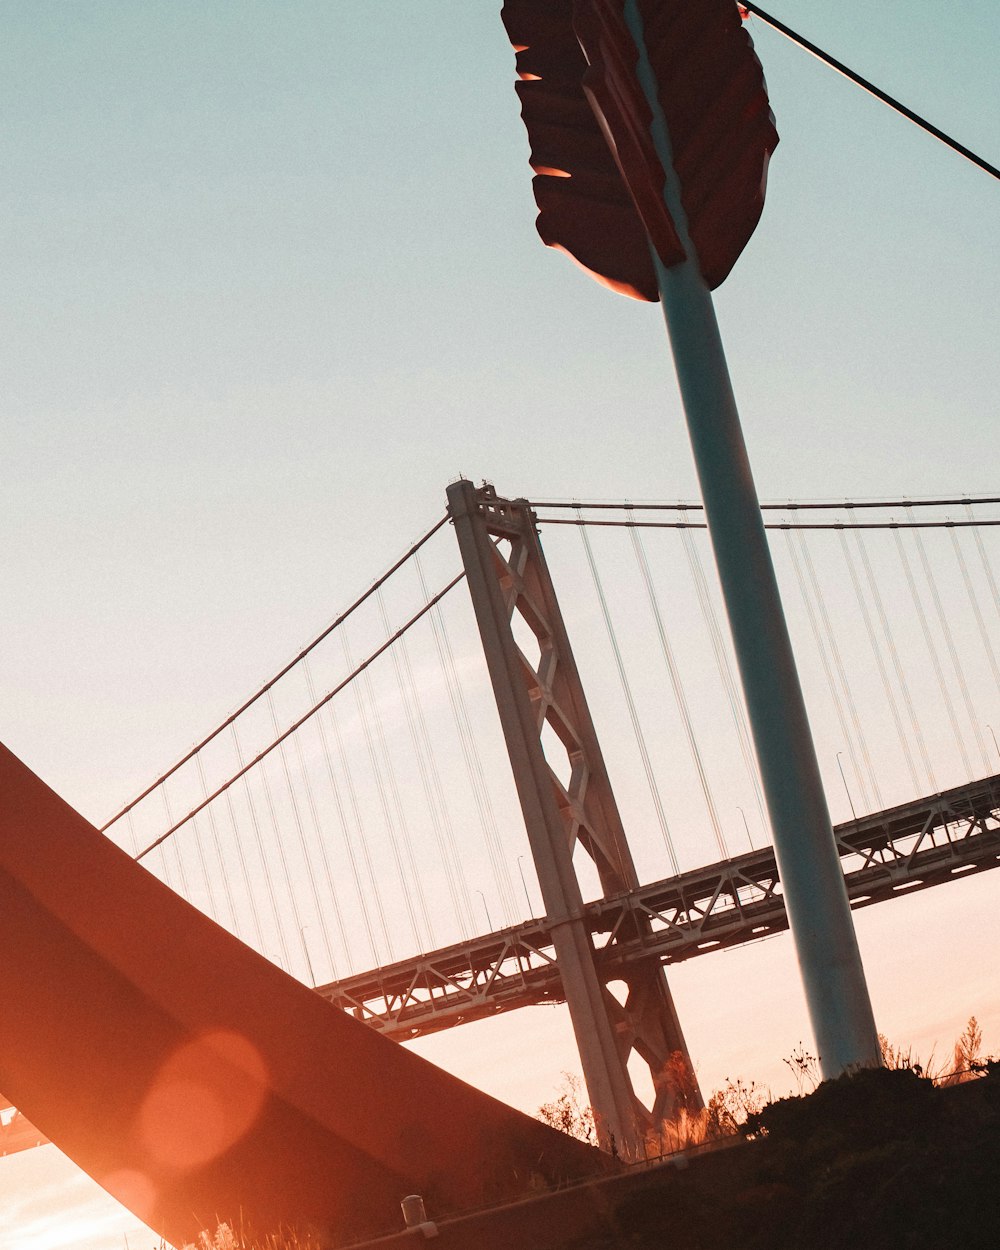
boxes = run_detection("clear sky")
[2,2,999,1247]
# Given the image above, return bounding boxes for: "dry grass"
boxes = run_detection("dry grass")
[878,1015,992,1084]
[172,1222,322,1250]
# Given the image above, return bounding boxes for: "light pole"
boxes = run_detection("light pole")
[736,806,754,852]
[475,890,493,933]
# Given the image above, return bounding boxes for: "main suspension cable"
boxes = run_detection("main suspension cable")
[530,495,1000,513]
[101,514,449,833]
[534,517,1000,532]
[133,573,465,862]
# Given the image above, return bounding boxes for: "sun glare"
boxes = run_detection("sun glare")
[0,1149,157,1250]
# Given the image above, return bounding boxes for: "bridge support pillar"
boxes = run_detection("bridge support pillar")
[447,480,701,1153]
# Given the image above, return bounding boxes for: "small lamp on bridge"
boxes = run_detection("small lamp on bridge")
[401,1194,439,1239]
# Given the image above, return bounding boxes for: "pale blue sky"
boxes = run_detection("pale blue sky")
[1,2,998,1246]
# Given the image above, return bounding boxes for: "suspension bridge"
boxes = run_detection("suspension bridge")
[5,479,997,1162]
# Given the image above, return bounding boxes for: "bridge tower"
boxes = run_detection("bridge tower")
[447,479,701,1152]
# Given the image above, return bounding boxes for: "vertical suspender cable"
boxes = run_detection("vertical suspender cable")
[188,814,223,924]
[950,527,1000,700]
[905,509,990,772]
[679,526,768,836]
[267,689,339,979]
[342,630,426,954]
[851,518,937,792]
[159,784,191,898]
[630,519,729,860]
[400,623,475,934]
[576,516,681,873]
[307,655,384,972]
[838,529,921,795]
[125,809,140,856]
[218,754,267,953]
[378,587,472,938]
[301,656,367,973]
[193,753,238,931]
[415,552,516,926]
[179,787,220,922]
[326,689,395,964]
[785,531,870,811]
[231,721,292,969]
[289,725,346,982]
[254,694,309,957]
[966,502,1000,616]
[367,600,438,951]
[358,638,436,954]
[794,531,882,810]
[894,526,974,780]
[799,533,882,808]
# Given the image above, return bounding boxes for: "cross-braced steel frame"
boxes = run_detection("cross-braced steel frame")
[440,480,700,1148]
[320,771,1000,1040]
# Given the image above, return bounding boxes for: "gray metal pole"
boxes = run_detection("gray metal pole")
[624,0,881,1077]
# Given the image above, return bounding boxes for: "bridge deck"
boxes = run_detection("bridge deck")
[0,1101,48,1156]
[317,774,1000,1039]
[6,777,998,1156]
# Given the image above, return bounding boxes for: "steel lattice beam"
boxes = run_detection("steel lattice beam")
[318,773,1000,1038]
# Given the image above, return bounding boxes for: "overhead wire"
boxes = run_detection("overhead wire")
[740,2,1000,183]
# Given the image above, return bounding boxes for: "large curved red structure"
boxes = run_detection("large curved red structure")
[0,743,608,1247]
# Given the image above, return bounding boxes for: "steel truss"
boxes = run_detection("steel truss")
[0,1102,47,1157]
[319,772,1000,1040]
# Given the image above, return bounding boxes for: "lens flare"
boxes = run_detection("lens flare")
[138,1030,269,1171]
